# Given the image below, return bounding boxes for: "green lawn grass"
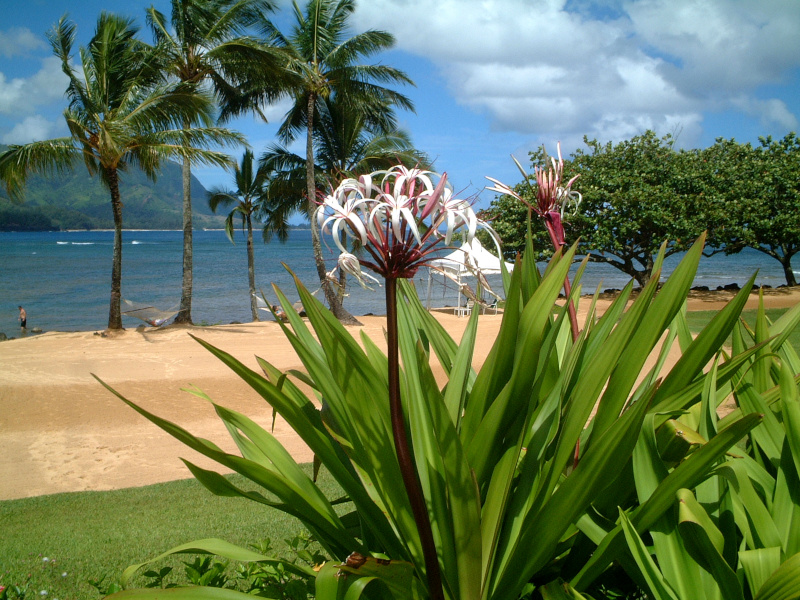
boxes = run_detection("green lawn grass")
[684,306,800,352]
[0,468,340,600]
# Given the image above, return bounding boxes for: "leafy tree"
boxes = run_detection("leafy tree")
[703,134,800,286]
[0,14,239,329]
[259,0,414,324]
[208,149,277,321]
[146,0,288,324]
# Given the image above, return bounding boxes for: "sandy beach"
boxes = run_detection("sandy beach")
[2,287,799,502]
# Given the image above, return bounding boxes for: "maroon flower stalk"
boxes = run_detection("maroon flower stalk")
[385,276,445,600]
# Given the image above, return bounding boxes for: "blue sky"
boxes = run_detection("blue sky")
[2,0,799,215]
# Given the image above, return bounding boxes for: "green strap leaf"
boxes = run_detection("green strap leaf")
[315,557,418,600]
[741,548,783,599]
[618,509,680,600]
[571,413,763,590]
[539,579,595,599]
[779,360,800,477]
[753,551,800,600]
[677,488,744,600]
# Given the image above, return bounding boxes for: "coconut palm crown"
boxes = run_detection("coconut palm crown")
[260,94,427,242]
[146,0,289,324]
[258,0,415,324]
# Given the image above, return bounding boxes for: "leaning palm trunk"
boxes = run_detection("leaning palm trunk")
[175,140,194,324]
[107,167,124,330]
[246,214,259,322]
[305,92,359,325]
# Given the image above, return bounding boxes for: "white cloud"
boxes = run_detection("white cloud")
[626,0,800,93]
[731,96,799,131]
[355,0,800,149]
[2,115,60,143]
[0,56,67,116]
[0,27,44,58]
[257,96,295,125]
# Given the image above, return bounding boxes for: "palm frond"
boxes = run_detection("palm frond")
[0,139,80,201]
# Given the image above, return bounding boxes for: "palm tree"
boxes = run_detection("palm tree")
[261,95,427,308]
[0,14,242,330]
[260,0,414,323]
[146,0,289,325]
[261,94,427,241]
[208,148,277,321]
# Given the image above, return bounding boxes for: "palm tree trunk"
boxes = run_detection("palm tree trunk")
[247,214,259,321]
[107,167,124,330]
[174,143,194,324]
[305,92,360,325]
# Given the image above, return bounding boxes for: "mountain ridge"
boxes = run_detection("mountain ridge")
[0,145,226,231]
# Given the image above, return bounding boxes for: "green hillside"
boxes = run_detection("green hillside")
[0,146,226,230]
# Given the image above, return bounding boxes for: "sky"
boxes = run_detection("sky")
[2,0,799,215]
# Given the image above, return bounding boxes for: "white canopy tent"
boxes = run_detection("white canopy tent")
[425,238,514,311]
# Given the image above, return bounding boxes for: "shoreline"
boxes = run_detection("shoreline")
[4,284,798,338]
[2,287,799,502]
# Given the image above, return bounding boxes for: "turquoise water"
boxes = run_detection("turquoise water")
[0,229,793,333]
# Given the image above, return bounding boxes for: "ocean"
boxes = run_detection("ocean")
[0,229,794,333]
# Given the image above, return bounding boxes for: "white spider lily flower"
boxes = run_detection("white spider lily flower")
[369,192,423,246]
[381,165,435,199]
[484,176,522,201]
[318,165,501,281]
[439,191,477,245]
[338,252,381,290]
[317,192,370,253]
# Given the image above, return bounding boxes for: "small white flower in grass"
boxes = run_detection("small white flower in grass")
[40,590,48,596]
[42,557,49,563]
[61,572,67,578]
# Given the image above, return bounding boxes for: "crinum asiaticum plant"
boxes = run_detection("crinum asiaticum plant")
[586,293,800,600]
[314,165,498,600]
[104,165,771,600]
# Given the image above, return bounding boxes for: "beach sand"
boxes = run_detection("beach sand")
[2,287,799,502]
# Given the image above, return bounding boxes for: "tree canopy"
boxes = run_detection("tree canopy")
[258,0,415,323]
[482,130,800,287]
[701,133,800,286]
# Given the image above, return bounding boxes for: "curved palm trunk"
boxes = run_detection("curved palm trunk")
[107,167,124,330]
[247,214,259,321]
[174,144,194,324]
[305,92,360,325]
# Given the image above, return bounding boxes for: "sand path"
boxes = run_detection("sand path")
[1,288,798,501]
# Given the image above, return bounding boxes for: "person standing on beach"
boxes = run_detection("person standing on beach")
[18,305,26,331]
